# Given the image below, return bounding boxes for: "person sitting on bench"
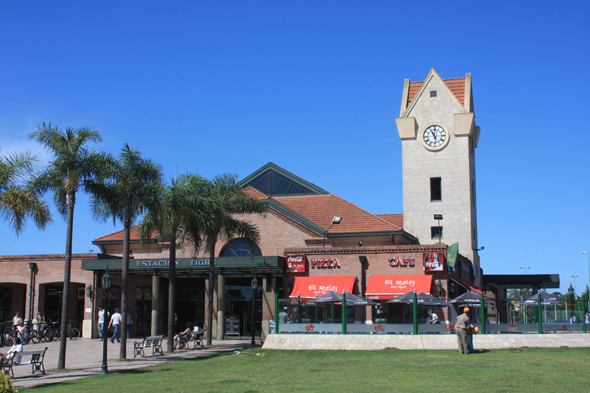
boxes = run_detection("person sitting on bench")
[174,322,194,350]
[0,337,23,365]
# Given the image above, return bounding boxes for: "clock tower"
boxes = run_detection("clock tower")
[395,68,482,287]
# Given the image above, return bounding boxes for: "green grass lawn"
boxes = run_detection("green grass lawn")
[21,347,590,393]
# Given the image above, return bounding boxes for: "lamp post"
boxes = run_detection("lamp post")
[101,267,112,374]
[520,266,530,275]
[582,251,589,310]
[250,276,258,347]
[571,275,578,295]
[323,216,342,247]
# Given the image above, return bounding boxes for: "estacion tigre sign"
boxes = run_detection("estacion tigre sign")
[135,259,216,268]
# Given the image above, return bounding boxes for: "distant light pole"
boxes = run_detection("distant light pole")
[520,266,530,275]
[250,276,258,347]
[571,275,578,296]
[583,251,589,309]
[101,267,112,374]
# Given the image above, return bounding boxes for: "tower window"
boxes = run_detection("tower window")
[430,91,437,97]
[430,177,442,201]
[431,226,443,239]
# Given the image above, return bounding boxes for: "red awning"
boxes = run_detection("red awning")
[365,275,433,300]
[290,276,356,299]
[451,277,482,294]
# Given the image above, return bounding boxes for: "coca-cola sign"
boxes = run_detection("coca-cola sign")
[286,254,306,273]
[423,252,444,272]
[388,256,415,267]
[310,258,341,269]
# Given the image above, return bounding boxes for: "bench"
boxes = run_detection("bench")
[1,347,47,378]
[133,335,164,358]
[178,329,205,350]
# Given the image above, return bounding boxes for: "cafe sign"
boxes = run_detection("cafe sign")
[286,254,306,273]
[388,256,415,267]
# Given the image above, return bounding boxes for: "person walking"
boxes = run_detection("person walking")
[127,308,133,338]
[455,307,470,354]
[97,306,106,340]
[108,308,122,343]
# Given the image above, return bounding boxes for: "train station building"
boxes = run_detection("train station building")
[2,69,551,339]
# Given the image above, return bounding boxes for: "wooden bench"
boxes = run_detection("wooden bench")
[133,335,164,358]
[1,347,47,378]
[178,329,205,350]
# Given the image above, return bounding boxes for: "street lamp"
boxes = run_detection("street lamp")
[571,275,578,295]
[583,251,589,307]
[101,267,112,374]
[520,266,530,275]
[568,283,575,303]
[250,276,258,347]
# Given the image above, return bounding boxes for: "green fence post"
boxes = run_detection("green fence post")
[582,301,586,333]
[480,292,486,334]
[413,290,418,335]
[297,293,301,323]
[538,292,543,334]
[342,291,347,335]
[275,293,279,334]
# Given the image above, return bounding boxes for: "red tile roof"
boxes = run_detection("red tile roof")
[408,77,465,106]
[242,186,269,200]
[94,192,403,242]
[273,194,402,233]
[376,214,403,229]
[95,226,143,242]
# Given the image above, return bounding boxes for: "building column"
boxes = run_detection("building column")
[217,274,225,340]
[151,275,160,336]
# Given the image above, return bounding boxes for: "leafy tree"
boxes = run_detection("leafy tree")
[139,174,207,353]
[90,144,162,358]
[30,123,111,370]
[197,174,266,346]
[0,150,51,234]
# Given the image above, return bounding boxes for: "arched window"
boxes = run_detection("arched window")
[221,239,262,257]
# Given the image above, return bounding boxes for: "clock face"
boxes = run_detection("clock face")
[423,125,447,149]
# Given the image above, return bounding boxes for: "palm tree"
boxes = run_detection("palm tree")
[30,123,111,370]
[139,174,207,353]
[90,144,162,359]
[199,174,266,346]
[0,150,51,234]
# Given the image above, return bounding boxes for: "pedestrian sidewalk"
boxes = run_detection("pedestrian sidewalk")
[8,337,254,389]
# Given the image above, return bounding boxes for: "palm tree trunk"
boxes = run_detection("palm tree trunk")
[120,209,131,359]
[207,242,215,346]
[167,228,177,353]
[57,191,75,370]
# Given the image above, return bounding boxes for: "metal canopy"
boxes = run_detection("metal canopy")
[482,274,560,289]
[81,256,285,277]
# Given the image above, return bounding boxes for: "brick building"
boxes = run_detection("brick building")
[0,69,489,339]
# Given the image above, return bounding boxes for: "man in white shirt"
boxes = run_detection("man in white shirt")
[0,337,23,365]
[108,308,122,343]
[98,306,109,340]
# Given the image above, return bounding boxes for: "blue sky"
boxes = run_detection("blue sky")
[1,1,589,294]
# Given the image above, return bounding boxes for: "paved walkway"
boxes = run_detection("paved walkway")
[7,337,254,389]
